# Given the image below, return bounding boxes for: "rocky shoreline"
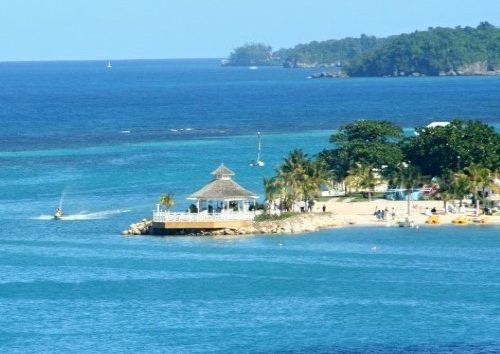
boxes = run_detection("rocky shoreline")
[121,213,344,237]
[308,71,348,79]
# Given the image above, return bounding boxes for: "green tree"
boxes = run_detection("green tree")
[265,149,331,212]
[435,182,455,214]
[278,149,310,204]
[345,22,500,76]
[463,164,493,213]
[345,163,380,201]
[263,176,285,214]
[403,120,500,177]
[226,43,277,66]
[450,173,472,207]
[279,34,387,67]
[320,120,404,181]
[159,192,175,210]
[392,164,424,215]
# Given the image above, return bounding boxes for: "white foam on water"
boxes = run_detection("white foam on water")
[32,215,54,220]
[58,187,69,210]
[31,209,130,221]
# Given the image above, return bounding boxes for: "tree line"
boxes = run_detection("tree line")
[263,119,499,214]
[224,23,500,76]
[224,35,387,67]
[345,22,500,76]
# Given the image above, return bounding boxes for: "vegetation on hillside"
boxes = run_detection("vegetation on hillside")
[345,22,500,76]
[224,43,280,66]
[277,34,386,67]
[225,23,500,77]
[224,35,386,67]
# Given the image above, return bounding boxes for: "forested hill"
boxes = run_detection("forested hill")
[223,22,500,77]
[345,22,500,76]
[277,35,387,68]
[223,35,387,67]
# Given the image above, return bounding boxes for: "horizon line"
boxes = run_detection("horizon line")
[0,57,225,64]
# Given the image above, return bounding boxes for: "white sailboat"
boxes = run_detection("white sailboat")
[107,61,112,68]
[250,132,265,167]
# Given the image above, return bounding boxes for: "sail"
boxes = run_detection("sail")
[256,132,262,161]
[250,132,265,167]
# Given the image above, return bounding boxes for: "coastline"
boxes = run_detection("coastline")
[122,200,499,237]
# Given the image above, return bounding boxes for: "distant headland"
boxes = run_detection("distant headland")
[222,22,500,77]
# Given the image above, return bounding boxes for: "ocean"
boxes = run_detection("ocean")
[0,59,499,353]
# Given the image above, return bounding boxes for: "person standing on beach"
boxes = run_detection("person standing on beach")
[322,204,326,213]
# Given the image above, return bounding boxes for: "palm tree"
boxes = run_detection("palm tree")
[393,163,422,215]
[263,176,284,214]
[450,173,472,207]
[346,163,379,201]
[159,192,175,211]
[278,149,309,201]
[302,159,332,204]
[436,181,455,214]
[267,150,332,213]
[463,164,492,213]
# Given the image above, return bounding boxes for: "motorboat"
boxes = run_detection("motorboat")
[54,208,64,220]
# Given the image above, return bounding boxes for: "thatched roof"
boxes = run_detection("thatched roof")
[188,164,257,200]
[211,164,234,177]
[188,178,257,200]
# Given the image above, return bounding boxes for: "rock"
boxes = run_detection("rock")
[309,71,348,79]
[121,213,340,237]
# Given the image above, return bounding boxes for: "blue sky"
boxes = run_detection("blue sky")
[1,0,499,61]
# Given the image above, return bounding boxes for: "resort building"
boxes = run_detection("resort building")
[152,164,258,234]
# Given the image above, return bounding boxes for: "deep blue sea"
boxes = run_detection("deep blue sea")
[0,59,499,353]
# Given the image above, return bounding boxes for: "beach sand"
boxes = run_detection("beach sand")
[313,199,500,227]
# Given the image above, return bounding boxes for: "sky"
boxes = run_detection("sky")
[1,0,499,61]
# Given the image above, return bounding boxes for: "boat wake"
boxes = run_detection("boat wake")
[32,209,130,221]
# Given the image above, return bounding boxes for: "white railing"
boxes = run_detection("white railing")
[153,210,255,222]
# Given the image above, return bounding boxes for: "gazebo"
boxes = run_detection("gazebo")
[188,164,258,213]
[152,164,258,233]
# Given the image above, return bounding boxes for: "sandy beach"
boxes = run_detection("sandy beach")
[313,199,500,227]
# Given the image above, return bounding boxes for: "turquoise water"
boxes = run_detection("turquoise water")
[0,59,499,353]
[2,226,499,353]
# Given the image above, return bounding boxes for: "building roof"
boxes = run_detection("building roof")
[211,164,235,177]
[188,178,257,200]
[188,164,257,200]
[426,121,450,128]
